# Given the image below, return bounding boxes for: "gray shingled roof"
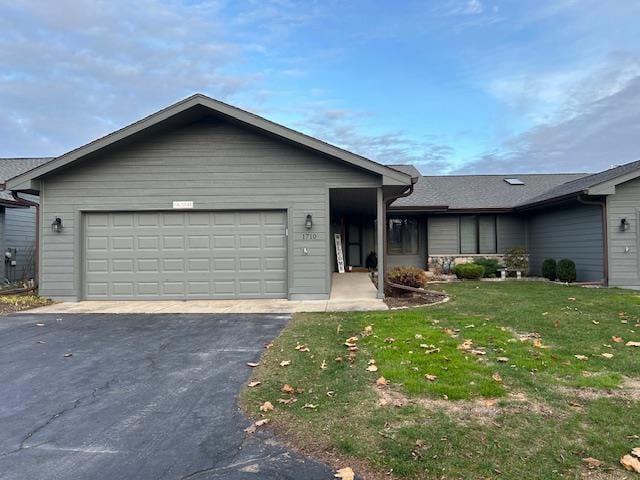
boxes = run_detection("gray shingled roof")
[0,157,53,184]
[391,173,588,210]
[387,164,421,178]
[519,159,640,206]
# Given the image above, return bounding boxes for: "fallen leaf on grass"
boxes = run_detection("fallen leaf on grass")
[366,364,379,372]
[279,360,291,367]
[295,344,310,352]
[592,320,600,325]
[424,374,438,382]
[568,297,576,301]
[582,457,603,469]
[497,357,510,363]
[484,398,497,407]
[265,342,274,349]
[458,339,473,351]
[632,447,640,457]
[334,467,355,480]
[601,353,614,359]
[247,381,261,388]
[621,454,640,473]
[277,397,297,405]
[281,384,295,394]
[362,325,373,336]
[302,403,318,409]
[384,337,395,343]
[244,419,269,434]
[574,355,589,361]
[247,362,260,367]
[612,336,624,343]
[626,341,640,347]
[334,356,343,363]
[532,339,547,349]
[344,336,359,345]
[320,360,327,370]
[376,377,389,387]
[259,401,274,412]
[492,372,503,383]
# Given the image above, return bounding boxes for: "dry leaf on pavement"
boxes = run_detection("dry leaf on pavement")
[259,401,274,412]
[247,362,260,367]
[335,467,355,480]
[63,353,73,358]
[244,418,269,434]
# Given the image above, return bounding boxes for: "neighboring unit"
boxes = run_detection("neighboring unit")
[0,158,50,283]
[6,94,640,300]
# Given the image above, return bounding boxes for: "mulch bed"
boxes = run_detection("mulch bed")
[384,291,448,309]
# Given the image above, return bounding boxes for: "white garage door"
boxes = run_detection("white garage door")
[84,211,287,299]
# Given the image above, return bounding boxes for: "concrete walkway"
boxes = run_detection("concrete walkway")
[26,273,387,314]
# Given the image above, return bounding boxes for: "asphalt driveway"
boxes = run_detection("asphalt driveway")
[0,313,333,479]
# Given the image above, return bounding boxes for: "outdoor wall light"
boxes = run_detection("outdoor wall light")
[620,218,630,232]
[51,217,63,233]
[305,214,313,230]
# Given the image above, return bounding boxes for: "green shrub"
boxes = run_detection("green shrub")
[557,259,576,283]
[387,266,428,289]
[542,258,557,280]
[504,246,529,273]
[473,257,501,277]
[454,263,485,280]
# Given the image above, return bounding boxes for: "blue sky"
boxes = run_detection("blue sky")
[1,0,640,174]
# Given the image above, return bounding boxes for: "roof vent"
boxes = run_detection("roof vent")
[504,178,525,185]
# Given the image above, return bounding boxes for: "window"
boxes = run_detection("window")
[459,215,497,254]
[387,217,418,255]
[504,178,525,185]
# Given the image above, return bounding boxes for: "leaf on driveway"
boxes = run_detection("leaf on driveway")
[279,360,291,367]
[247,362,260,367]
[244,418,269,434]
[247,381,261,387]
[612,336,624,343]
[334,467,355,480]
[626,341,640,347]
[259,401,274,412]
[63,353,73,358]
[35,323,45,327]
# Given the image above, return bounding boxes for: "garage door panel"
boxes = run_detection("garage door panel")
[84,211,287,299]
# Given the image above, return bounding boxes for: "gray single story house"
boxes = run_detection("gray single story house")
[0,158,50,283]
[6,94,640,301]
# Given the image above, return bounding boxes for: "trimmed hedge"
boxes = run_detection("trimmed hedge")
[454,263,485,280]
[387,266,428,289]
[473,257,501,278]
[542,258,557,281]
[557,259,576,283]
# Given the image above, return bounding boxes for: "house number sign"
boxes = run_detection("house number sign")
[302,232,317,240]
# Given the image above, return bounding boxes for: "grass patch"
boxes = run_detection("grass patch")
[241,282,640,479]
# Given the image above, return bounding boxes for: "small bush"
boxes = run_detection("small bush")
[387,266,428,289]
[454,263,485,280]
[473,257,501,278]
[504,246,529,273]
[557,259,576,283]
[542,258,557,280]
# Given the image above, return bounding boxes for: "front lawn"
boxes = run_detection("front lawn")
[241,282,640,479]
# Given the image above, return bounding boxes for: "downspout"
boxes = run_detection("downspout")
[381,179,416,288]
[578,193,608,285]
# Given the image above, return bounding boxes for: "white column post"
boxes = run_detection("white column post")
[377,187,385,299]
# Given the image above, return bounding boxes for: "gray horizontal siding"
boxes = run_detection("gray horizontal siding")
[497,215,526,251]
[527,204,604,281]
[39,119,380,300]
[427,216,459,254]
[607,178,640,287]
